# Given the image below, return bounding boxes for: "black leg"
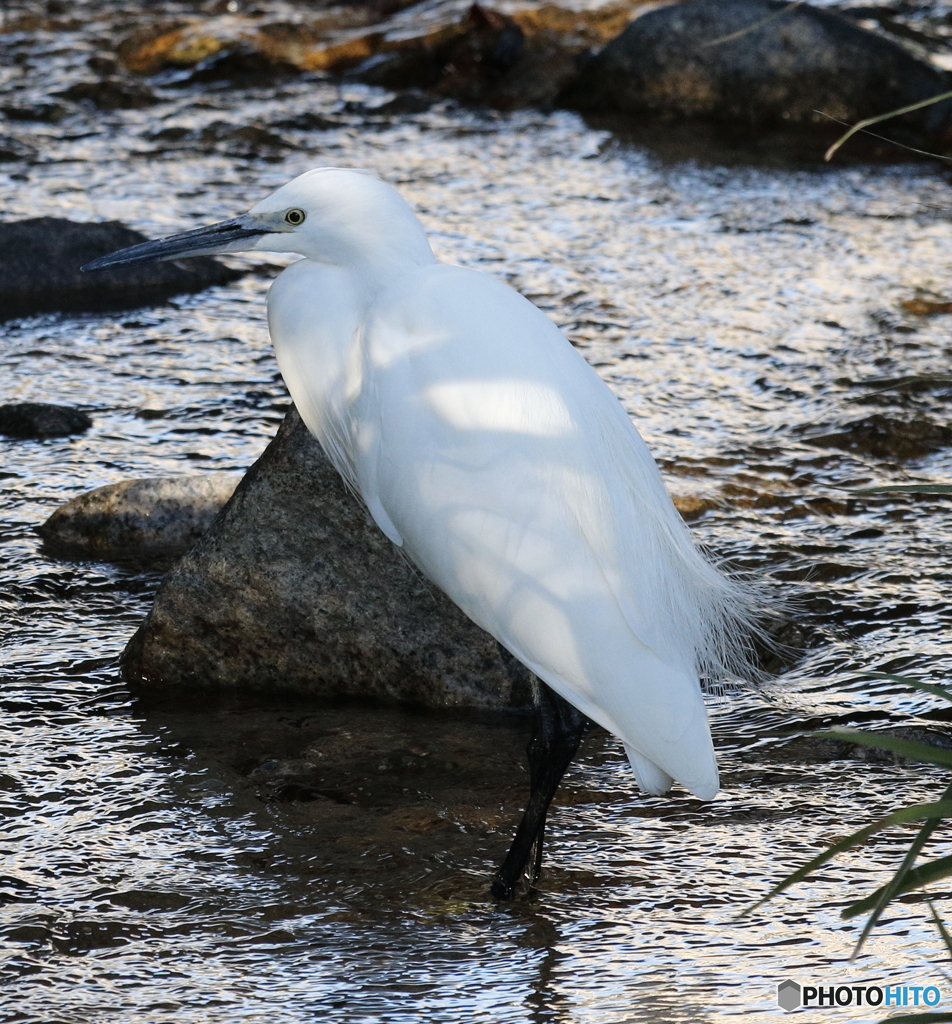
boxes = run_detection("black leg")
[492,683,588,899]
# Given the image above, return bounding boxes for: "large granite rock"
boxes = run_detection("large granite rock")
[0,218,241,319]
[38,475,239,558]
[561,0,952,147]
[122,409,534,709]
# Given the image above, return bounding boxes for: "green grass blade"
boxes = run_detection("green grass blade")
[859,672,952,704]
[825,89,952,161]
[816,110,952,163]
[929,901,952,960]
[817,730,952,768]
[737,801,952,917]
[853,485,952,496]
[849,780,952,956]
[855,374,952,395]
[845,853,952,918]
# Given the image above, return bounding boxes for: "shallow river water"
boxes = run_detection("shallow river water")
[4,9,952,1023]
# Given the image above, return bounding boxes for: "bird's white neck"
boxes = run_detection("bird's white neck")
[266,255,424,489]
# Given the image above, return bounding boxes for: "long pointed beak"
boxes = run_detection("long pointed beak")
[81,215,266,271]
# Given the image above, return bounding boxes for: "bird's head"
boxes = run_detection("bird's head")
[81,167,434,273]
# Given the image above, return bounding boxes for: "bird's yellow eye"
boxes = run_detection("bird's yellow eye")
[285,208,306,226]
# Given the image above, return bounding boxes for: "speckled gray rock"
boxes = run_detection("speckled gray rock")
[121,409,534,709]
[0,218,241,319]
[561,0,952,146]
[38,475,239,557]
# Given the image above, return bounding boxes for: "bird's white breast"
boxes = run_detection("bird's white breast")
[267,258,367,488]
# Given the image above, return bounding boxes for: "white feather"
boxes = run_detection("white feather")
[259,168,760,800]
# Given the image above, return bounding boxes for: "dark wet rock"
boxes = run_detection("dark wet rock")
[54,78,160,110]
[154,46,302,88]
[0,136,37,162]
[349,2,638,108]
[469,3,637,109]
[87,53,119,77]
[1,102,71,123]
[116,20,191,74]
[38,476,239,558]
[0,217,241,318]
[900,297,952,316]
[144,121,296,161]
[0,403,92,439]
[355,5,525,105]
[269,111,344,131]
[118,14,378,78]
[671,495,719,521]
[372,89,438,115]
[797,414,952,460]
[561,0,952,147]
[122,408,534,709]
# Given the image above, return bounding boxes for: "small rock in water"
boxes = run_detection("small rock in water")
[54,78,160,110]
[165,47,301,87]
[0,218,241,318]
[269,111,344,131]
[87,53,119,77]
[900,297,952,316]
[0,403,92,438]
[1,102,71,123]
[672,495,719,521]
[798,414,952,461]
[371,90,437,115]
[122,408,534,709]
[0,136,38,162]
[561,0,952,149]
[144,121,296,161]
[38,476,239,558]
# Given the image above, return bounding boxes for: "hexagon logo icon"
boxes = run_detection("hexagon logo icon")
[778,980,802,1011]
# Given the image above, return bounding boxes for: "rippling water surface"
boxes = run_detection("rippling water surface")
[4,11,952,1022]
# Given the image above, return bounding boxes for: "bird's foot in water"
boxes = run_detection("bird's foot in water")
[491,834,543,899]
[491,686,587,900]
[490,872,533,900]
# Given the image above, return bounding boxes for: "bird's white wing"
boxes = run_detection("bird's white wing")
[354,264,735,799]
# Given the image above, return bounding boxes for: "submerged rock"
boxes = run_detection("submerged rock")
[798,414,952,461]
[143,121,296,161]
[561,0,952,147]
[122,408,533,709]
[154,46,302,88]
[1,101,71,123]
[54,78,159,110]
[269,111,344,131]
[0,402,92,439]
[0,136,38,161]
[0,218,241,318]
[38,476,239,558]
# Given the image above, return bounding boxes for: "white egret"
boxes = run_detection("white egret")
[83,168,759,898]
